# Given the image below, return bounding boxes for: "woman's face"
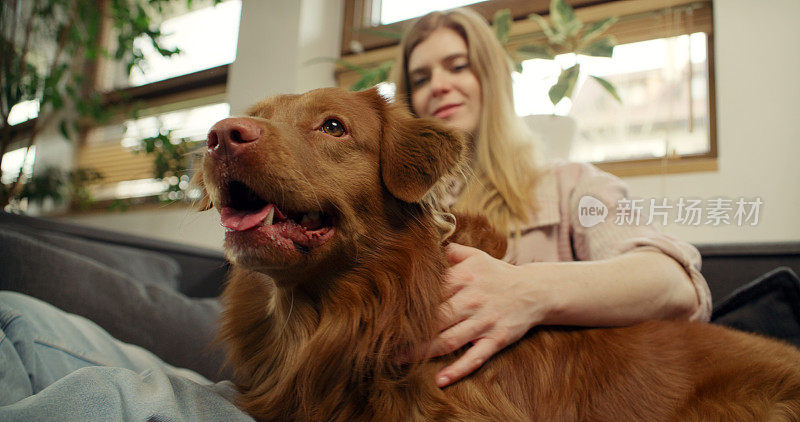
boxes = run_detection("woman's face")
[407,27,482,137]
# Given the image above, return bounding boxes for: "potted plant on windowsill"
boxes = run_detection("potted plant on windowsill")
[325,0,621,160]
[494,0,622,160]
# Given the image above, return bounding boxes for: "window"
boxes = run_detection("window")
[128,0,241,87]
[80,101,229,202]
[0,147,35,185]
[1,0,240,212]
[342,0,604,55]
[7,100,40,126]
[515,33,711,163]
[73,0,240,206]
[339,0,717,175]
[376,0,483,25]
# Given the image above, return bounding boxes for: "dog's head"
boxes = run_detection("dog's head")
[195,87,464,283]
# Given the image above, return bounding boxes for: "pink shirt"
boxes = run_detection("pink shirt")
[450,160,712,322]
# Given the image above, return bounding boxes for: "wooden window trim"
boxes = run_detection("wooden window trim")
[595,156,718,178]
[101,65,228,109]
[339,0,718,178]
[97,64,229,126]
[342,0,613,56]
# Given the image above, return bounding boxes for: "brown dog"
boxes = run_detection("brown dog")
[196,87,800,421]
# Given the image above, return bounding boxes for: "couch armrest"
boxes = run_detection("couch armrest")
[696,241,800,302]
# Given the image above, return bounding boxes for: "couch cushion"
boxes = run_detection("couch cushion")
[0,229,230,382]
[697,241,800,302]
[712,267,800,348]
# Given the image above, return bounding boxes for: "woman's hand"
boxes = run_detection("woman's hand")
[422,242,550,388]
[410,244,701,389]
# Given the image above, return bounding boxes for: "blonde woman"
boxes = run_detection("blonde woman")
[392,8,712,388]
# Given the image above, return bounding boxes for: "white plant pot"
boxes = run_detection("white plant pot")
[523,114,576,161]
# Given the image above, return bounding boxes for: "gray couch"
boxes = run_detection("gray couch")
[1,211,798,382]
[0,211,232,381]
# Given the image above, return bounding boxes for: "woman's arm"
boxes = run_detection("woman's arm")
[424,243,700,388]
[541,249,699,326]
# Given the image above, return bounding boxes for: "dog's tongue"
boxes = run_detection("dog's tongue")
[220,205,272,231]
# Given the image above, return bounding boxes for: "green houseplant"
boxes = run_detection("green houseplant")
[329,0,621,109]
[491,0,623,159]
[0,0,215,211]
[327,1,622,160]
[494,0,621,108]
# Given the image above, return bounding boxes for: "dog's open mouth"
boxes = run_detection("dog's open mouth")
[219,181,335,253]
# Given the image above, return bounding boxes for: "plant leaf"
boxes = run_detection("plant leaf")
[516,44,555,60]
[529,13,565,46]
[304,56,352,69]
[580,17,618,45]
[353,26,404,40]
[579,36,615,58]
[548,83,569,107]
[493,9,512,44]
[59,120,70,140]
[337,59,373,75]
[590,75,622,103]
[548,63,580,106]
[550,0,581,37]
[350,61,393,91]
[308,57,382,77]
[563,63,580,99]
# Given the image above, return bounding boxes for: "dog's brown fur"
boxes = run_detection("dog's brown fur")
[198,87,800,421]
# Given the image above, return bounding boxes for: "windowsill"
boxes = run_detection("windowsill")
[594,156,718,178]
[49,158,718,218]
[61,196,195,216]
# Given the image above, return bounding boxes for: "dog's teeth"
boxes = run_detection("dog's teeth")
[300,212,321,227]
[264,207,275,226]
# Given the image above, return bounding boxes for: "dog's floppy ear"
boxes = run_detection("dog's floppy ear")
[371,92,465,203]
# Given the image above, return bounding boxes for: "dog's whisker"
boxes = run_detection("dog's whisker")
[292,169,323,213]
[278,178,285,211]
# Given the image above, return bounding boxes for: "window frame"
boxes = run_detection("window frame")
[342,0,612,55]
[76,2,233,211]
[72,65,229,209]
[2,0,234,212]
[340,0,718,177]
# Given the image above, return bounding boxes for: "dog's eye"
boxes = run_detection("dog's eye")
[320,119,346,137]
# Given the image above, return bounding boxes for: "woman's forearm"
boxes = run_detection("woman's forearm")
[525,250,700,328]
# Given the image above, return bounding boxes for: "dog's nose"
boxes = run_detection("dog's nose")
[207,118,262,156]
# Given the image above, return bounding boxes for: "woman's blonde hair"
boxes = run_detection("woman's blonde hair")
[391,8,544,235]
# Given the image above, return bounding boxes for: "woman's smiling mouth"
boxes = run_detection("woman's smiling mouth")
[433,103,462,119]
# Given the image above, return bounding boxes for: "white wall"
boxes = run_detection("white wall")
[63,205,225,250]
[227,0,343,114]
[61,0,800,249]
